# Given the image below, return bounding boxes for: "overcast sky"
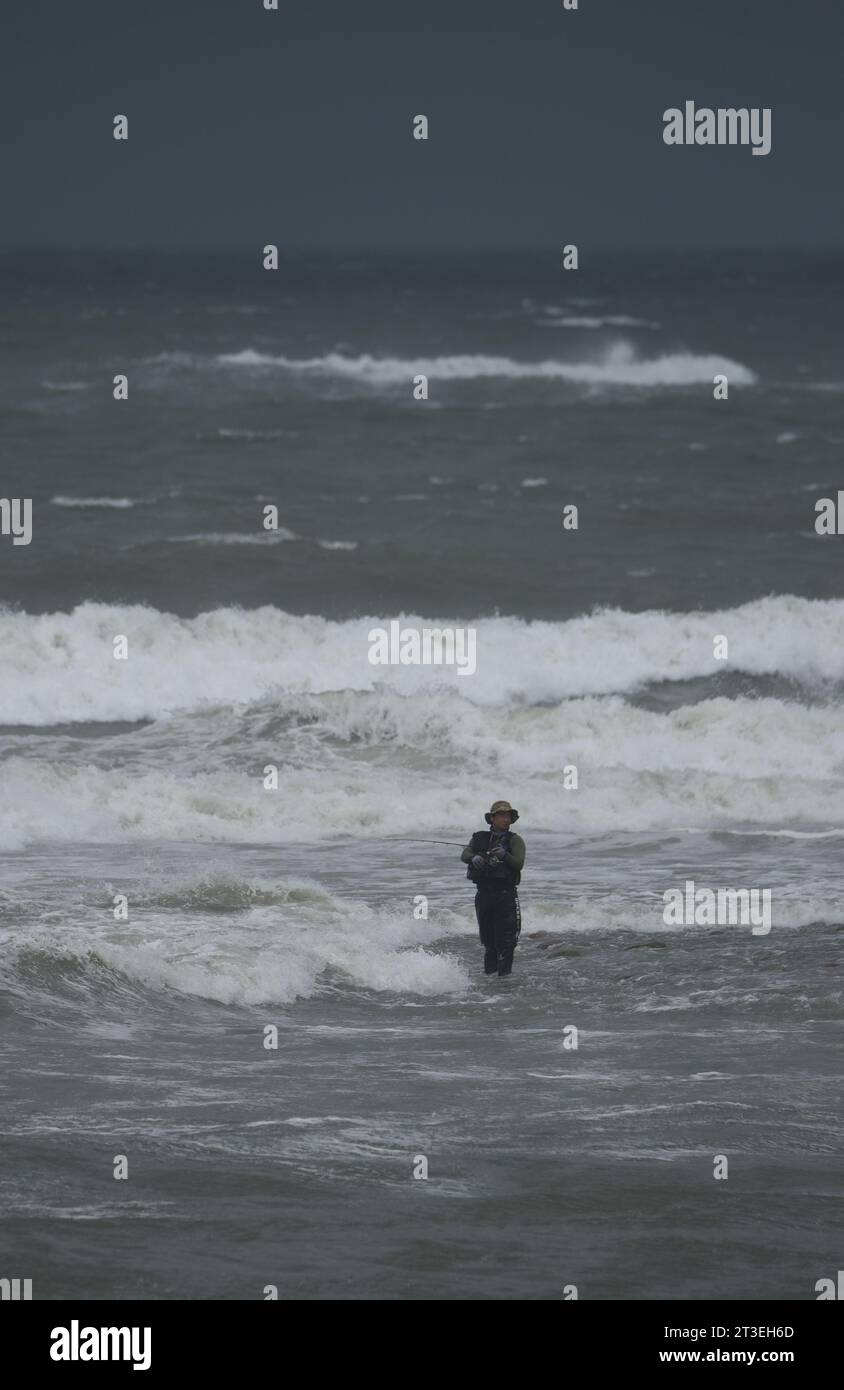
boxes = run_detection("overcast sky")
[1,0,840,251]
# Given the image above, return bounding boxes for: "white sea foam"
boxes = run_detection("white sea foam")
[51,496,137,509]
[1,684,844,848]
[213,427,295,441]
[535,315,661,329]
[0,595,841,728]
[523,891,843,936]
[214,341,757,388]
[1,872,839,1011]
[169,529,299,545]
[1,875,470,1003]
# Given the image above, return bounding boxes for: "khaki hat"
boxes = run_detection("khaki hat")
[485,799,519,824]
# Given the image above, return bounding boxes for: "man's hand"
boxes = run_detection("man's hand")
[487,844,506,861]
[471,854,485,869]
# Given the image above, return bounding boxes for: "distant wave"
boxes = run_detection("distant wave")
[206,428,299,441]
[169,529,299,546]
[535,315,661,329]
[51,495,137,509]
[164,530,354,549]
[213,341,757,388]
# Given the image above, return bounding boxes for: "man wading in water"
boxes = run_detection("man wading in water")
[461,800,525,976]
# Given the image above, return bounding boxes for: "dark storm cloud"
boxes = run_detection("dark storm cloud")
[1,0,841,250]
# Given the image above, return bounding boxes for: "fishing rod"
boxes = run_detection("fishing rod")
[383,837,510,864]
[382,837,467,847]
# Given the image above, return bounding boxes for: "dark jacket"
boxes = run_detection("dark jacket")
[461,829,525,888]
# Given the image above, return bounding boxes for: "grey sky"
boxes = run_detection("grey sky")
[1,0,840,251]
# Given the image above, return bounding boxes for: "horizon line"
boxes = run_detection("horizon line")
[1,244,842,257]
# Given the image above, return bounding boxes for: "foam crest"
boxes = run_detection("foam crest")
[2,876,470,1004]
[215,340,757,387]
[0,595,841,725]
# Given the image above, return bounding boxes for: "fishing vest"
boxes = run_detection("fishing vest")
[466,830,521,888]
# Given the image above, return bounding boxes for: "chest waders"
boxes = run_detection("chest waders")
[466,830,522,976]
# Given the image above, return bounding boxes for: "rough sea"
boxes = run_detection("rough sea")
[1,252,841,1299]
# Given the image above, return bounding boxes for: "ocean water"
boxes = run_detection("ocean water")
[0,252,842,1299]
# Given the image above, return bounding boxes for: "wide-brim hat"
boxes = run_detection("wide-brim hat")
[485,799,519,824]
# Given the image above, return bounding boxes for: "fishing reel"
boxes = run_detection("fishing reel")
[481,848,507,872]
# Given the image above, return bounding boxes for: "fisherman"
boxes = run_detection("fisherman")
[461,800,525,976]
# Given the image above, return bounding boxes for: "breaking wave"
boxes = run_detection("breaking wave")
[0,595,840,726]
[213,341,757,388]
